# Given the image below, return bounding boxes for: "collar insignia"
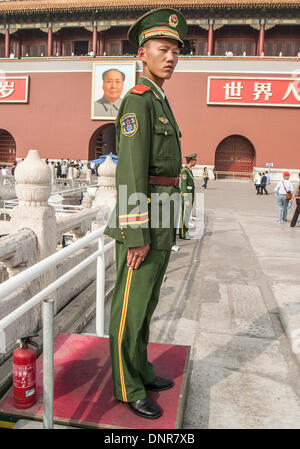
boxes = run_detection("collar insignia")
[159,117,169,124]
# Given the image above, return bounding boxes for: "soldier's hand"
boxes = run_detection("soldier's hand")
[185,201,190,207]
[127,244,150,270]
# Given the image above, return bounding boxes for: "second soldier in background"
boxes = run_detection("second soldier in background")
[180,153,197,239]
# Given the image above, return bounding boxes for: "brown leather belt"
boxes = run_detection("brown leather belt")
[148,175,180,187]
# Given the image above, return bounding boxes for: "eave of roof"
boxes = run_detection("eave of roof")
[0,0,300,15]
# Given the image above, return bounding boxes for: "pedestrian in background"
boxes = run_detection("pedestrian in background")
[202,167,209,189]
[274,171,294,223]
[254,172,262,195]
[290,173,300,227]
[56,161,61,178]
[260,172,268,195]
[265,171,270,186]
[11,161,17,176]
[60,161,68,178]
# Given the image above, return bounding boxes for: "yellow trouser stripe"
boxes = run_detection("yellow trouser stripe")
[0,420,15,429]
[118,267,133,402]
[182,203,186,237]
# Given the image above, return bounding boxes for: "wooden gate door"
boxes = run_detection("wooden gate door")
[214,135,255,176]
[0,130,16,164]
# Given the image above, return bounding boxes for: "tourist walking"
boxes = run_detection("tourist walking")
[274,171,294,223]
[254,172,262,195]
[260,172,268,195]
[290,173,300,227]
[202,167,209,189]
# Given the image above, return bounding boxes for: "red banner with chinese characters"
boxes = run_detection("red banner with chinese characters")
[0,77,29,103]
[207,77,300,108]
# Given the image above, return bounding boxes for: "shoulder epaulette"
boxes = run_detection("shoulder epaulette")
[130,84,151,95]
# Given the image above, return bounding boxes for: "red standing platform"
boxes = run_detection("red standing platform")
[0,333,190,429]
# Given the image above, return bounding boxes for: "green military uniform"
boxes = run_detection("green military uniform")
[180,153,196,239]
[104,8,187,404]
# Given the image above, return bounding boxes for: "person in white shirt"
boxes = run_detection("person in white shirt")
[1,166,9,176]
[254,172,262,195]
[274,171,294,223]
[60,161,68,178]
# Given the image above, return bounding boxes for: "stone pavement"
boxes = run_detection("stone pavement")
[83,179,300,429]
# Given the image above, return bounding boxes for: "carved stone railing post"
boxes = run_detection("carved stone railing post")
[10,150,56,259]
[94,156,116,227]
[86,167,92,184]
[9,150,57,308]
[49,163,56,185]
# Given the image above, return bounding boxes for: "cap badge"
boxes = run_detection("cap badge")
[169,14,178,28]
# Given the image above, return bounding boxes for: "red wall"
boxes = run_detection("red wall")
[1,66,299,168]
[165,72,300,168]
[1,71,111,161]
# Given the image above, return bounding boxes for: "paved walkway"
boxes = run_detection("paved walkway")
[84,179,300,429]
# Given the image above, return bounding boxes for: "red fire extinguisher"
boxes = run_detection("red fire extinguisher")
[13,335,39,409]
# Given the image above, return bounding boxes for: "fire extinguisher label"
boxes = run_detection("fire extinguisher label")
[25,388,35,397]
[13,363,35,388]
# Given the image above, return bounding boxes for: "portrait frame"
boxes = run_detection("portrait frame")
[91,61,136,120]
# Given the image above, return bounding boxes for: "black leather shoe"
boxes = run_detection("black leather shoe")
[145,377,174,392]
[126,397,161,419]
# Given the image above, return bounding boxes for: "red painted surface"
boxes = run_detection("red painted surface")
[165,71,300,168]
[0,333,189,429]
[0,66,299,168]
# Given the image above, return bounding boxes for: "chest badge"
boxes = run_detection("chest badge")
[120,113,138,138]
[159,117,169,124]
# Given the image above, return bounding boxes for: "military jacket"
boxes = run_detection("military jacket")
[180,165,195,203]
[104,76,182,250]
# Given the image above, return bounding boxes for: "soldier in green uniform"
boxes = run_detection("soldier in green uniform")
[104,8,187,419]
[179,153,197,239]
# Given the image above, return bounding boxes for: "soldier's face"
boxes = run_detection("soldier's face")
[139,39,180,86]
[102,70,124,103]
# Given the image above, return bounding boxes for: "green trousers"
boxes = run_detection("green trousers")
[109,241,171,403]
[180,198,193,238]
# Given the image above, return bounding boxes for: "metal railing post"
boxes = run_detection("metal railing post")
[42,299,54,429]
[96,234,105,338]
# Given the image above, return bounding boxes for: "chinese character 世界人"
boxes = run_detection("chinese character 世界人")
[253,82,273,101]
[224,81,243,100]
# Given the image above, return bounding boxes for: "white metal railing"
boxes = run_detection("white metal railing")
[2,199,18,209]
[0,224,115,428]
[50,184,99,198]
[2,184,99,214]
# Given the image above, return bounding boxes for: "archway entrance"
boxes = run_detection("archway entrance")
[214,135,255,178]
[88,123,116,161]
[0,129,16,164]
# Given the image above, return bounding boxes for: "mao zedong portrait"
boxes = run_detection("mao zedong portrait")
[93,68,125,118]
